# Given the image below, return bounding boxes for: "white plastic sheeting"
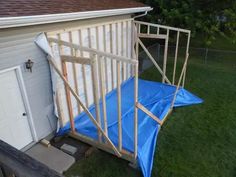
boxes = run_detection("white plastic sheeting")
[35,20,134,127]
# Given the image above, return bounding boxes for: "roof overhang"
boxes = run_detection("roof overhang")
[0,7,152,29]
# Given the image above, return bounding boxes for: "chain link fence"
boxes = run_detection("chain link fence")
[139,43,236,72]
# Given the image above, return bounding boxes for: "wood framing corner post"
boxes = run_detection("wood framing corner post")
[134,42,139,161]
[61,60,75,133]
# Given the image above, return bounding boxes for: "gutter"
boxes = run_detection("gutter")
[0,7,152,29]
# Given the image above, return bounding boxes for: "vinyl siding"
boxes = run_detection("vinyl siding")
[0,14,131,140]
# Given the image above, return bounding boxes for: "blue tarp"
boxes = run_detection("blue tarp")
[58,78,203,177]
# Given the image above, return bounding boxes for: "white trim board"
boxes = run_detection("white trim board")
[0,7,152,29]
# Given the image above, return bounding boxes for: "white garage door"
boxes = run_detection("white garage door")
[0,69,33,149]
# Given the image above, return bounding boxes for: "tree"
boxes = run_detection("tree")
[139,0,236,46]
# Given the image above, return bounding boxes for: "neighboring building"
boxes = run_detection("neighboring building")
[0,0,151,150]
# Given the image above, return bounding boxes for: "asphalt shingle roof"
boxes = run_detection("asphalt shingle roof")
[0,0,147,17]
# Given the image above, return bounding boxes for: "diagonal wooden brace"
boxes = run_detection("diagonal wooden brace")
[48,58,121,157]
[136,102,163,126]
[138,39,171,84]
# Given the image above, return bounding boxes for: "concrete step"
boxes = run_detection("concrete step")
[26,143,75,174]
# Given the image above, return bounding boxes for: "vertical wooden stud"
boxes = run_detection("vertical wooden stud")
[182,32,191,87]
[162,29,169,83]
[69,31,81,114]
[78,29,89,108]
[117,60,122,151]
[109,24,114,89]
[172,31,180,85]
[98,57,108,136]
[91,54,102,142]
[103,25,109,92]
[62,60,75,132]
[121,22,125,81]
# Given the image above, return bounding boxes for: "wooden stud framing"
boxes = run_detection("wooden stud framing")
[136,102,162,125]
[96,26,108,136]
[48,58,121,157]
[138,39,171,84]
[182,32,191,87]
[157,27,160,35]
[133,61,138,161]
[98,57,108,136]
[78,30,89,108]
[57,34,75,132]
[48,37,137,63]
[91,54,102,142]
[61,56,92,65]
[46,19,192,166]
[47,18,133,36]
[121,22,125,81]
[69,132,134,163]
[109,24,115,89]
[126,21,130,79]
[61,60,75,132]
[171,53,189,108]
[69,31,81,114]
[117,60,122,151]
[172,31,180,85]
[103,25,109,92]
[134,20,191,33]
[162,29,169,83]
[138,33,167,39]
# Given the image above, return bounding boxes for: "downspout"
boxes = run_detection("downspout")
[133,8,153,19]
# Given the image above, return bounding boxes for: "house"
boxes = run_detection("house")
[0,0,151,150]
[0,1,202,177]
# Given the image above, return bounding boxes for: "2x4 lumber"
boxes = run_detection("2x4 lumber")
[69,32,81,114]
[138,33,167,40]
[161,108,173,126]
[48,58,121,157]
[61,55,92,65]
[48,38,137,64]
[157,27,160,35]
[136,102,163,125]
[172,31,180,85]
[133,61,139,160]
[121,22,125,81]
[47,18,133,36]
[78,30,89,108]
[134,20,191,34]
[182,33,191,87]
[98,57,108,136]
[91,55,102,142]
[135,24,139,62]
[162,29,169,83]
[96,27,108,136]
[134,29,139,160]
[61,60,75,132]
[57,33,75,132]
[69,132,134,163]
[103,25,109,92]
[171,53,189,108]
[117,61,122,151]
[138,39,171,84]
[126,21,130,78]
[130,20,135,76]
[109,24,115,89]
[147,25,150,35]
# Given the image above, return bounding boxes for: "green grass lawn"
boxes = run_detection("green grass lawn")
[65,50,236,177]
